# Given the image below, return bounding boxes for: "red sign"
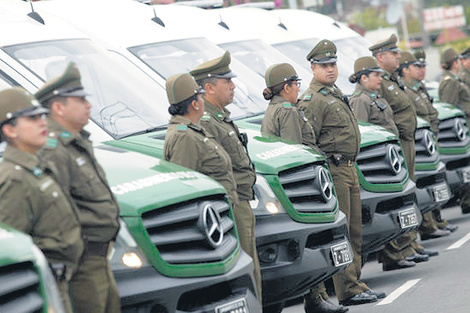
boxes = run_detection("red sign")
[424,5,466,31]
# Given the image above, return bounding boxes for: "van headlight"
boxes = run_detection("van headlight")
[109,219,151,271]
[250,175,286,215]
[31,245,64,313]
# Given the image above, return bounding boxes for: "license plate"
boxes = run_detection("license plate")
[462,167,470,183]
[331,241,352,267]
[216,299,248,313]
[433,184,450,202]
[398,208,419,229]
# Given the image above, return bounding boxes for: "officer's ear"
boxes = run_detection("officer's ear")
[50,99,66,117]
[1,123,17,141]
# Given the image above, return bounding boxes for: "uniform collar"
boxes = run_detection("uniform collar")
[356,83,378,98]
[46,117,90,145]
[203,99,231,122]
[269,95,289,105]
[443,70,459,80]
[3,145,40,174]
[169,115,203,132]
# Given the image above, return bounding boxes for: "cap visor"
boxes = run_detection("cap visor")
[370,67,385,73]
[21,106,50,117]
[61,89,90,98]
[212,71,237,79]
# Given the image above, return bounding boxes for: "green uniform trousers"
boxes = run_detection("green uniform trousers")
[57,280,73,313]
[420,211,439,233]
[329,163,369,301]
[379,231,419,264]
[233,200,262,304]
[304,282,329,309]
[401,139,415,181]
[69,250,121,313]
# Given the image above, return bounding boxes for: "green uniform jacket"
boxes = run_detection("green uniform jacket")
[39,119,120,244]
[298,79,361,159]
[379,71,417,141]
[164,115,239,204]
[261,95,316,148]
[403,78,439,134]
[0,145,83,269]
[459,67,470,87]
[439,70,470,116]
[200,100,256,201]
[349,83,399,136]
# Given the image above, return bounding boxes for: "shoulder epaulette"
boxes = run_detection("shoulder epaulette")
[176,125,188,131]
[200,113,211,121]
[282,102,292,108]
[45,137,58,148]
[320,89,329,96]
[302,93,313,101]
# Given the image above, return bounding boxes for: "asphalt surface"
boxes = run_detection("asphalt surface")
[283,205,470,313]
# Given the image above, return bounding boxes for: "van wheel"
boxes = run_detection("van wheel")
[263,303,284,313]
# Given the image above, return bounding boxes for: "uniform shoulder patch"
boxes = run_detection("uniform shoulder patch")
[444,76,451,81]
[176,125,188,131]
[302,93,312,101]
[60,131,72,138]
[200,114,211,121]
[282,102,292,108]
[45,138,58,148]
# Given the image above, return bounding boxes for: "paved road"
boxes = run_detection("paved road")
[282,205,470,313]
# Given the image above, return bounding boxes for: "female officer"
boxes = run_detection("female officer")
[163,73,239,205]
[261,63,317,146]
[0,87,84,313]
[349,56,398,136]
[261,63,347,313]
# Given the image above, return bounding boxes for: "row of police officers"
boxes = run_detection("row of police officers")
[0,64,121,312]
[1,32,469,313]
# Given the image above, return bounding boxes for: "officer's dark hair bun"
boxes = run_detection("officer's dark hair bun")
[168,104,182,116]
[263,87,274,100]
[349,74,358,84]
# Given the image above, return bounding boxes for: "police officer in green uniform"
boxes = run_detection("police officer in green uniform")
[35,63,121,313]
[459,47,470,87]
[190,52,262,304]
[261,63,347,313]
[349,56,424,270]
[163,73,239,205]
[349,56,398,136]
[369,34,417,179]
[439,48,470,118]
[369,35,431,270]
[438,48,470,215]
[298,39,385,306]
[261,63,315,145]
[398,51,457,238]
[0,87,84,313]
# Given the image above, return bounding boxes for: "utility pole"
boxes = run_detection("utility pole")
[417,0,430,48]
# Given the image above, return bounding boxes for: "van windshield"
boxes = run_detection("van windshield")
[219,39,312,94]
[4,39,169,139]
[128,37,267,119]
[273,38,356,95]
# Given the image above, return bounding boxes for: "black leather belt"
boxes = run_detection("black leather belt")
[327,154,356,167]
[87,241,110,257]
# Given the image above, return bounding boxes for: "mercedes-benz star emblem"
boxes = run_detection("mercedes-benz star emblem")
[318,167,332,202]
[387,145,401,175]
[423,130,436,156]
[201,204,223,248]
[454,118,467,141]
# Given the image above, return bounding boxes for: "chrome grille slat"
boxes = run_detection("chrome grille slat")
[141,196,237,264]
[0,262,43,313]
[357,142,407,184]
[278,163,337,214]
